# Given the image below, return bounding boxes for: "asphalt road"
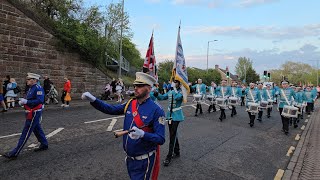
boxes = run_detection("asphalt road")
[0,97,305,180]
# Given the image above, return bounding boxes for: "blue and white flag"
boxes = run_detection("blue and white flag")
[172,24,190,103]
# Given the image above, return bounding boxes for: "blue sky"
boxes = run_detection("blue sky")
[85,0,320,75]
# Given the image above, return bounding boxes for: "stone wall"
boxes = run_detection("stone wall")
[0,0,110,98]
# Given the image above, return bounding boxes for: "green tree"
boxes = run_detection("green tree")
[235,57,253,83]
[246,67,260,84]
[158,60,174,83]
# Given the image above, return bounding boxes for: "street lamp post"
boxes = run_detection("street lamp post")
[118,0,124,78]
[206,40,218,72]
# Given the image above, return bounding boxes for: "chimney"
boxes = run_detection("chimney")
[215,65,219,70]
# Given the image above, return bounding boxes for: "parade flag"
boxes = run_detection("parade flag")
[143,32,158,81]
[171,23,190,103]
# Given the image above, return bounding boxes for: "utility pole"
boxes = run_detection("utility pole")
[118,0,124,78]
[206,40,218,72]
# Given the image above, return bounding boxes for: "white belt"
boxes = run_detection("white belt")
[25,109,42,113]
[127,150,155,160]
[168,107,182,112]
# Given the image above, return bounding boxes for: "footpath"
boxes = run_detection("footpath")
[283,101,320,180]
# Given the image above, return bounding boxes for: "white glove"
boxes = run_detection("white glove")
[171,82,176,88]
[18,98,28,105]
[128,126,145,139]
[81,92,96,102]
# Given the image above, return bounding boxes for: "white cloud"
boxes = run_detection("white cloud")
[145,0,161,3]
[171,0,221,8]
[237,0,279,7]
[185,24,320,40]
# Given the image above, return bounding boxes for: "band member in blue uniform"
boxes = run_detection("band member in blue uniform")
[207,82,217,113]
[215,79,231,121]
[305,86,317,115]
[245,83,261,127]
[230,81,241,117]
[275,81,296,135]
[2,73,48,159]
[191,79,206,116]
[240,84,247,106]
[257,82,265,122]
[82,72,165,180]
[153,79,184,166]
[263,84,274,118]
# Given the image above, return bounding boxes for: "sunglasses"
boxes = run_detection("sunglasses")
[134,84,147,88]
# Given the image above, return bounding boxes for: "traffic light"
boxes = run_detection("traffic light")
[267,72,271,78]
[263,71,267,78]
[226,71,230,78]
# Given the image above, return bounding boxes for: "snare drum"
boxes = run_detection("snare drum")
[294,104,303,114]
[216,98,227,108]
[193,94,202,102]
[247,102,259,114]
[228,97,238,106]
[207,95,215,102]
[259,101,268,109]
[281,105,299,118]
[267,99,274,108]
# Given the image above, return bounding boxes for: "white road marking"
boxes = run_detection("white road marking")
[191,105,196,109]
[301,125,305,130]
[28,128,64,148]
[84,116,125,124]
[305,119,308,123]
[0,133,22,139]
[274,169,284,180]
[295,134,301,141]
[107,119,118,132]
[286,146,295,156]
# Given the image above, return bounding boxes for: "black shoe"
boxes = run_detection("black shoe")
[284,131,289,135]
[1,109,7,113]
[200,112,203,114]
[257,118,262,122]
[294,124,298,128]
[231,113,233,117]
[34,146,48,152]
[234,112,237,115]
[219,117,223,121]
[1,152,17,159]
[250,123,254,127]
[163,158,171,166]
[172,153,180,158]
[195,114,198,117]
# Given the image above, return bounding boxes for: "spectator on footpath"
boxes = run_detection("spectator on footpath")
[61,77,71,107]
[115,78,124,102]
[43,76,52,96]
[5,78,18,109]
[0,80,7,112]
[110,78,116,95]
[3,75,10,108]
[103,82,112,100]
[46,84,59,105]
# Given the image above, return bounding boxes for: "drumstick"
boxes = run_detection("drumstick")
[113,125,147,138]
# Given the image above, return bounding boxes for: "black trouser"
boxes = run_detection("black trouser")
[306,103,312,114]
[208,104,216,112]
[258,110,263,120]
[167,121,180,159]
[195,103,203,114]
[61,91,69,105]
[231,106,237,115]
[279,108,289,132]
[267,107,272,117]
[241,97,245,106]
[248,112,255,125]
[220,107,226,119]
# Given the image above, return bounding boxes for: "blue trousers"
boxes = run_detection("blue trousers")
[10,111,48,157]
[126,153,155,180]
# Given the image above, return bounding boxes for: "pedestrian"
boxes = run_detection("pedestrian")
[81,72,165,180]
[43,76,52,96]
[191,78,206,116]
[3,75,10,108]
[61,77,71,107]
[46,84,59,105]
[0,80,8,112]
[215,79,231,121]
[103,82,112,100]
[1,73,48,159]
[245,82,261,127]
[153,79,184,166]
[115,78,123,102]
[5,78,18,109]
[110,78,116,95]
[275,80,296,135]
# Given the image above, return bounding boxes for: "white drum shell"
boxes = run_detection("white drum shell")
[281,105,299,118]
[267,100,274,108]
[216,98,227,107]
[207,95,215,102]
[193,94,202,102]
[228,97,238,106]
[247,102,259,113]
[260,101,268,109]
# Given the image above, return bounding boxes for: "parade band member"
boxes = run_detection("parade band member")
[296,86,306,120]
[257,83,264,122]
[263,84,274,118]
[82,72,165,180]
[216,79,230,121]
[153,79,183,167]
[2,73,48,159]
[207,82,217,113]
[305,86,316,115]
[245,83,261,127]
[276,81,296,135]
[191,79,206,116]
[230,81,241,117]
[240,84,246,106]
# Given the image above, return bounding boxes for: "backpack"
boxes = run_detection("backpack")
[13,86,21,94]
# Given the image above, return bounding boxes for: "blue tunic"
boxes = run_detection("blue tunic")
[245,88,261,106]
[215,86,231,98]
[304,91,316,103]
[192,84,206,95]
[156,89,184,121]
[230,87,241,97]
[90,98,165,157]
[263,89,275,101]
[276,88,296,108]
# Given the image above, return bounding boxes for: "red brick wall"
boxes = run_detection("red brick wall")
[0,0,110,98]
